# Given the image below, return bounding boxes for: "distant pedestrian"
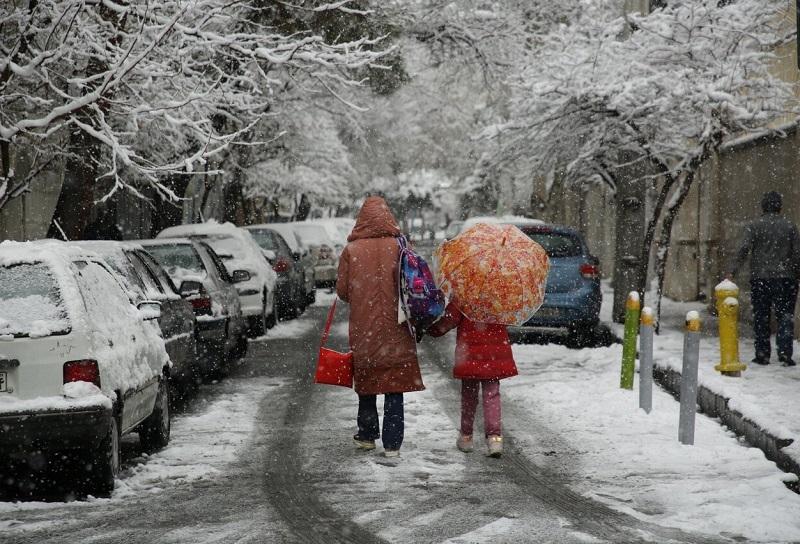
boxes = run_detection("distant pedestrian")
[427,299,518,457]
[729,191,800,366]
[336,196,424,457]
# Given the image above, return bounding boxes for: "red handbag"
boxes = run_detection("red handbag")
[314,299,354,388]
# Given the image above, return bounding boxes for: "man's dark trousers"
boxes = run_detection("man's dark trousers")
[750,278,799,361]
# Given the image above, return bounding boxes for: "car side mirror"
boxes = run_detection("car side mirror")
[179,280,202,297]
[232,270,251,283]
[138,300,162,320]
[262,249,276,263]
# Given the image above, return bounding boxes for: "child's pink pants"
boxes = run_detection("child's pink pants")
[461,379,501,437]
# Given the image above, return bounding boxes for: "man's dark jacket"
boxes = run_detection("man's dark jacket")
[731,212,800,280]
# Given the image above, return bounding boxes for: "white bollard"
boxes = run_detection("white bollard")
[678,311,701,445]
[639,307,654,414]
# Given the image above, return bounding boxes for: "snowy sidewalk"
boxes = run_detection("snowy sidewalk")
[600,282,800,492]
[506,341,800,542]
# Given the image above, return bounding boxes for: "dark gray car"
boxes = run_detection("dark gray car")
[246,226,308,318]
[141,238,247,380]
[254,223,316,305]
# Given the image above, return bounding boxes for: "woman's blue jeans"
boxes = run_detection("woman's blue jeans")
[357,393,404,450]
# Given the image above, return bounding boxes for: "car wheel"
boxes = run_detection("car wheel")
[280,285,300,320]
[233,332,249,360]
[247,300,269,338]
[87,414,120,497]
[265,295,277,329]
[566,322,597,349]
[298,275,309,311]
[139,377,171,453]
[306,287,317,306]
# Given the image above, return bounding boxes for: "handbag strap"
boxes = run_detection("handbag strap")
[320,298,337,348]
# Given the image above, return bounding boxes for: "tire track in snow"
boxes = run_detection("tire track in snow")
[259,306,387,544]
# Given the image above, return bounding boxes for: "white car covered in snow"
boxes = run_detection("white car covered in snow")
[157,222,278,337]
[0,241,171,495]
[289,222,339,287]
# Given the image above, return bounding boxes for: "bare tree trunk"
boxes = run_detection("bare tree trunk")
[612,178,647,322]
[0,0,39,211]
[46,2,124,239]
[47,127,100,240]
[223,170,247,225]
[653,171,696,331]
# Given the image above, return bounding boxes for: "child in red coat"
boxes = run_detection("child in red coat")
[427,299,518,457]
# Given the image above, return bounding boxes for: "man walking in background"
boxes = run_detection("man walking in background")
[729,191,800,367]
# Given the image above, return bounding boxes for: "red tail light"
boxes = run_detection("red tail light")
[63,360,101,388]
[189,294,212,315]
[580,263,600,280]
[273,257,291,273]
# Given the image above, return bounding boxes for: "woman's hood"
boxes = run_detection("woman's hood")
[348,197,401,241]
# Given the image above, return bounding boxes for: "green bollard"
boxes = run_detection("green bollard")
[620,291,641,390]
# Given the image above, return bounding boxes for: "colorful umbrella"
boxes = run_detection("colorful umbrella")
[434,223,550,325]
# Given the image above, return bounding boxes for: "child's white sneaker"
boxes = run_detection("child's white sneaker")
[457,433,474,453]
[383,449,400,458]
[486,435,503,458]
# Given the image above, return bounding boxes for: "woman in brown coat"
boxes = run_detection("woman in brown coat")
[336,196,424,457]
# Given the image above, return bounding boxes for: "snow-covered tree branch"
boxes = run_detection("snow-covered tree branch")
[484,0,800,322]
[0,0,389,237]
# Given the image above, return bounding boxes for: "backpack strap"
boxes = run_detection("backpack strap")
[396,236,417,340]
[320,299,337,348]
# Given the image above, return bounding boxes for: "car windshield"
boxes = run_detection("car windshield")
[522,231,583,258]
[293,224,334,247]
[248,229,279,251]
[146,244,205,275]
[0,263,70,338]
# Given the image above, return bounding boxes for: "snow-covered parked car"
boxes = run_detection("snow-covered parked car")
[307,218,353,255]
[289,222,338,288]
[245,225,311,319]
[70,241,199,399]
[0,241,171,496]
[156,222,278,337]
[252,223,316,306]
[140,238,247,377]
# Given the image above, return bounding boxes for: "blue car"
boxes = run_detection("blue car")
[504,221,602,343]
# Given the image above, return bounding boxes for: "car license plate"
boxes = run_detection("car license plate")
[535,307,560,319]
[0,372,6,392]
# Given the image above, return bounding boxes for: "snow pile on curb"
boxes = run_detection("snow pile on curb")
[115,377,280,498]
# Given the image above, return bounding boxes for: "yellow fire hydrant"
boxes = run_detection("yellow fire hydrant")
[714,280,747,377]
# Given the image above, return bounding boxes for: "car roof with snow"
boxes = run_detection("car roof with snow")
[157,221,249,240]
[69,240,145,257]
[288,222,336,246]
[2,239,109,266]
[461,215,544,232]
[245,224,301,253]
[138,237,195,246]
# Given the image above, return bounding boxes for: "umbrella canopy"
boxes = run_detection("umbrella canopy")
[434,223,550,325]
